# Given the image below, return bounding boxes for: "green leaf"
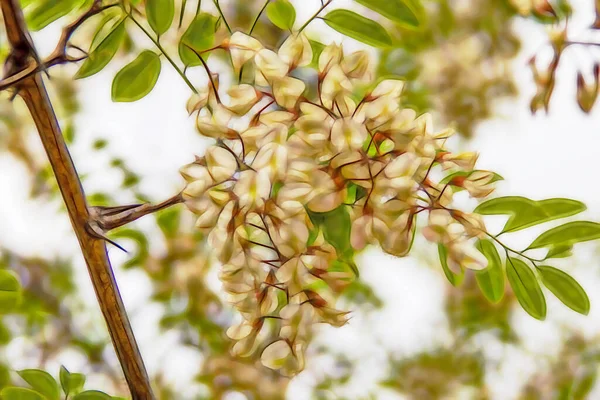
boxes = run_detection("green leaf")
[474,240,504,303]
[537,265,590,315]
[308,206,352,257]
[59,366,85,397]
[506,258,546,320]
[26,0,79,31]
[0,320,11,345]
[17,370,59,400]
[474,197,586,234]
[438,244,464,286]
[0,270,21,313]
[569,367,597,400]
[528,221,600,249]
[545,244,573,259]
[324,9,392,48]
[309,40,325,69]
[354,0,424,28]
[179,13,218,66]
[72,391,112,400]
[111,51,161,102]
[1,387,45,400]
[265,0,296,30]
[146,0,174,36]
[75,19,126,79]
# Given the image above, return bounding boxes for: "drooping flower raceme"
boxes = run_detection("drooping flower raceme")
[181,32,497,376]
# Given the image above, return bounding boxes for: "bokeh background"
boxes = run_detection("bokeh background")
[2,0,600,398]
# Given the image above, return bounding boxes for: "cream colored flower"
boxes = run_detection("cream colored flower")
[272,76,305,110]
[341,50,370,80]
[330,117,368,152]
[226,84,262,115]
[186,86,209,114]
[205,145,238,182]
[227,31,263,71]
[234,170,271,210]
[255,49,289,86]
[318,43,343,74]
[278,33,312,69]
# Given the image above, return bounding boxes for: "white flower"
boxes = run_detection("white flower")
[226,84,262,115]
[272,76,305,109]
[278,33,313,69]
[227,31,263,71]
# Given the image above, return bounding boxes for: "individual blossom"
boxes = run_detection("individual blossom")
[226,31,263,72]
[278,33,313,69]
[226,84,262,115]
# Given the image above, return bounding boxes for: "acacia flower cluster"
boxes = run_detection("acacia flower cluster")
[180,31,498,375]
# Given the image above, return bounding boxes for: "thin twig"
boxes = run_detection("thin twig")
[298,0,332,32]
[0,1,118,91]
[92,192,185,231]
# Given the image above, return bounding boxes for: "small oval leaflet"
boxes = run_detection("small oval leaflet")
[76,20,126,79]
[59,366,85,397]
[146,0,175,37]
[266,0,296,30]
[506,258,546,320]
[72,390,113,400]
[17,369,60,400]
[0,269,21,313]
[474,196,586,234]
[179,13,218,66]
[528,221,600,249]
[537,265,590,315]
[354,0,424,28]
[26,0,79,31]
[475,240,504,303]
[112,51,162,102]
[1,387,45,400]
[324,9,392,48]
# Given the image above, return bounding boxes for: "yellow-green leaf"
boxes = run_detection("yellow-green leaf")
[59,366,85,397]
[537,265,590,315]
[266,0,296,30]
[26,0,79,31]
[474,197,586,233]
[146,0,174,36]
[72,391,112,400]
[354,0,424,28]
[528,221,600,250]
[0,270,21,313]
[76,19,126,79]
[1,387,45,400]
[324,9,392,48]
[475,240,504,303]
[178,13,218,66]
[111,51,161,102]
[506,258,546,320]
[17,370,59,400]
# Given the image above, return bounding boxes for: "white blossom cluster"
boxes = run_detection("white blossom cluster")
[180,31,498,375]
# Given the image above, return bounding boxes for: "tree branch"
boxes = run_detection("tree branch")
[0,0,155,398]
[0,1,118,91]
[91,192,184,231]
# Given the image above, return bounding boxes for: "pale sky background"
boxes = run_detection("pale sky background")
[2,0,600,399]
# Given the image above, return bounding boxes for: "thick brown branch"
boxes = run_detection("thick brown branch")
[0,1,117,91]
[0,0,155,398]
[91,192,184,231]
